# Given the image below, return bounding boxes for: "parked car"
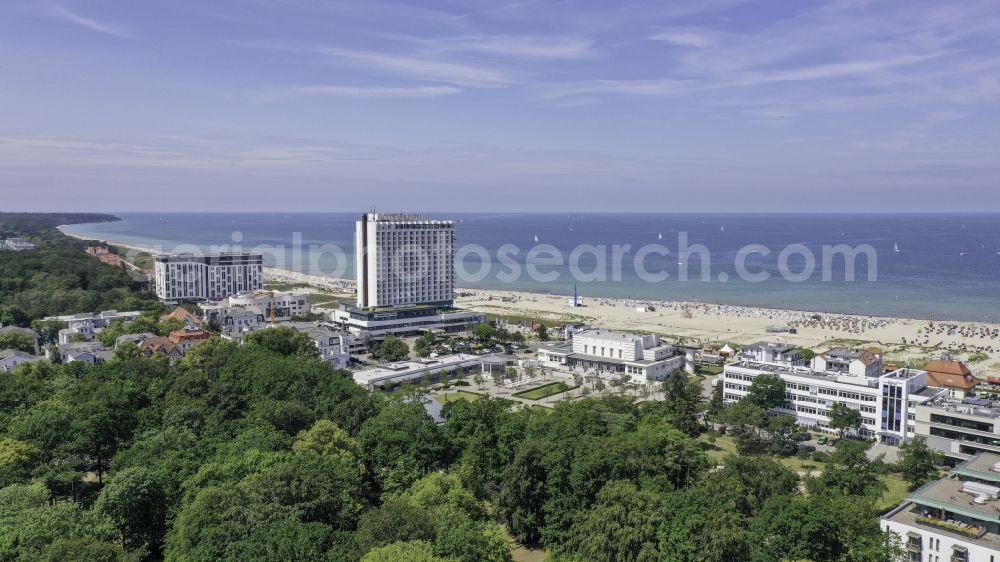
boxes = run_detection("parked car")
[795,432,812,442]
[817,435,829,445]
[797,444,816,454]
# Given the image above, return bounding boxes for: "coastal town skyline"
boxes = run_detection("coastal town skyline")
[3,0,1000,212]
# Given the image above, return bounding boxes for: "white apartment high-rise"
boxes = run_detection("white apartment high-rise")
[355,213,455,309]
[155,253,263,302]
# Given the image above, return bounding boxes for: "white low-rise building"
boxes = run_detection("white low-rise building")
[812,346,883,378]
[538,328,689,384]
[52,341,114,364]
[882,453,1000,562]
[739,342,804,366]
[216,308,268,344]
[3,238,36,251]
[290,322,351,370]
[352,353,485,390]
[0,350,44,371]
[46,311,144,344]
[227,290,311,322]
[723,360,945,444]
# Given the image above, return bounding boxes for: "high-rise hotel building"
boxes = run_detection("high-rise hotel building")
[355,213,455,309]
[333,213,483,340]
[154,253,263,302]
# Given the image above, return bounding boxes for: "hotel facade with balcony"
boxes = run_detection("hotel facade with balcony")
[882,452,1000,562]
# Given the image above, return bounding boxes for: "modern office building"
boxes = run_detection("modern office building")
[882,452,1000,562]
[739,342,805,366]
[537,328,689,384]
[154,253,263,302]
[354,213,454,309]
[914,395,1000,465]
[722,360,945,443]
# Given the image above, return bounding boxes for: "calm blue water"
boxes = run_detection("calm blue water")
[63,213,1000,321]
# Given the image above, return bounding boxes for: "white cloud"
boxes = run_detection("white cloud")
[257,84,461,101]
[320,47,511,88]
[47,4,131,38]
[420,35,595,59]
[648,28,714,48]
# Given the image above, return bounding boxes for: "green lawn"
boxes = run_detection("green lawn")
[695,364,724,376]
[512,382,578,401]
[434,390,484,404]
[878,474,910,512]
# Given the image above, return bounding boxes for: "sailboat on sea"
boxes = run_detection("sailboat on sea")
[893,241,900,253]
[720,225,725,231]
[533,235,539,243]
[658,233,662,240]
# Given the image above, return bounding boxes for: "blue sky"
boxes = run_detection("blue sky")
[2,0,1000,212]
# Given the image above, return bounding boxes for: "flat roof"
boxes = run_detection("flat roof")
[908,478,1000,524]
[953,453,1000,484]
[353,353,482,385]
[744,342,797,353]
[728,360,880,388]
[922,395,1000,419]
[883,501,1000,550]
[573,329,647,343]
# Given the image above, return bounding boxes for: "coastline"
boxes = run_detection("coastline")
[57,226,1000,366]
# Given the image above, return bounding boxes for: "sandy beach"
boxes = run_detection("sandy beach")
[272,267,1000,372]
[59,226,1000,372]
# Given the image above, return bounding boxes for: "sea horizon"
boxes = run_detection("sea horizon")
[62,211,1000,323]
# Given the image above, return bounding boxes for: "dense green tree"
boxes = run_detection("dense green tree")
[808,440,887,498]
[0,332,36,354]
[744,374,786,409]
[433,510,511,562]
[413,333,435,358]
[563,480,664,562]
[661,369,702,436]
[0,483,125,561]
[897,436,943,490]
[0,437,40,487]
[353,497,437,555]
[374,336,410,362]
[537,324,550,341]
[243,326,320,358]
[707,379,725,419]
[472,323,495,342]
[361,540,449,562]
[751,493,899,562]
[497,440,548,545]
[95,467,168,552]
[358,401,450,493]
[828,402,863,438]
